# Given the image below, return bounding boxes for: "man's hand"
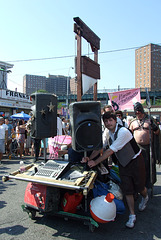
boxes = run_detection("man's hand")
[88,160,97,168]
[81,157,89,163]
[150,119,159,132]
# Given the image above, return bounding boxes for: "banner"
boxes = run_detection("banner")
[108,88,141,111]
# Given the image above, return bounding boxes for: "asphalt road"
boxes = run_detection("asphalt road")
[0,156,161,240]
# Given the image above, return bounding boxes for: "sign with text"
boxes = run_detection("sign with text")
[0,89,32,103]
[108,88,141,111]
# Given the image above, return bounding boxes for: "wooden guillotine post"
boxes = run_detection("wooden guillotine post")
[73,17,100,101]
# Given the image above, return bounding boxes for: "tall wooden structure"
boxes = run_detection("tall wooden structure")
[73,17,101,101]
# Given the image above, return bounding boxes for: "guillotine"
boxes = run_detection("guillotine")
[73,17,101,101]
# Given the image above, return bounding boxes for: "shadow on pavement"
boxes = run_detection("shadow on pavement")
[0,225,28,236]
[0,200,7,209]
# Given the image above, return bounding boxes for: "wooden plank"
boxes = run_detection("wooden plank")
[75,56,100,79]
[74,171,88,186]
[76,30,82,101]
[5,162,97,193]
[14,173,76,186]
[93,50,98,100]
[10,163,34,176]
[85,171,97,190]
[81,56,100,79]
[73,17,100,50]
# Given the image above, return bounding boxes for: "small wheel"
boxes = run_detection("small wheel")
[28,210,36,220]
[89,224,95,232]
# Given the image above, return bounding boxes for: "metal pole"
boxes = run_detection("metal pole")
[66,76,69,119]
[145,88,153,197]
[43,138,47,162]
[66,67,74,119]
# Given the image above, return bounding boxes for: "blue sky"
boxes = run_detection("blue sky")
[1,0,161,93]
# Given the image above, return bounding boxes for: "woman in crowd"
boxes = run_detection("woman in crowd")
[16,120,26,158]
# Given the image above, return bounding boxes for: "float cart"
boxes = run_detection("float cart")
[3,160,98,232]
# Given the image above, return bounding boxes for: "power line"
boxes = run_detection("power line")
[6,43,161,63]
[7,55,75,63]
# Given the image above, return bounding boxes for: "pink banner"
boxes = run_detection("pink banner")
[108,88,141,111]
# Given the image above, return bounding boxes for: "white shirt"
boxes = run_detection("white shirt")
[109,123,133,152]
[3,124,8,131]
[0,124,6,139]
[57,117,62,135]
[122,119,129,128]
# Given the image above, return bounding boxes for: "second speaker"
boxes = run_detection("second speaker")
[69,101,103,152]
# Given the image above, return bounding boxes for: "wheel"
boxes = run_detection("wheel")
[89,224,95,232]
[28,210,36,220]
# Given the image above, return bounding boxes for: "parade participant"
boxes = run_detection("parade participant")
[0,117,8,164]
[102,105,123,164]
[129,102,160,188]
[81,112,148,228]
[102,105,123,126]
[102,105,123,142]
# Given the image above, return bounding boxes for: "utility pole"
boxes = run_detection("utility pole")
[66,67,74,119]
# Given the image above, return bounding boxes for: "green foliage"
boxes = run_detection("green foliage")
[30,89,48,95]
[37,89,48,93]
[142,99,161,106]
[155,99,161,105]
[58,102,64,109]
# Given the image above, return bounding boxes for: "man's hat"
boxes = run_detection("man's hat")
[134,102,144,114]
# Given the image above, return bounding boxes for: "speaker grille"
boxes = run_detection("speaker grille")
[75,120,102,150]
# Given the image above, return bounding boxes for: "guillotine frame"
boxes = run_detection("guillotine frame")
[73,17,101,101]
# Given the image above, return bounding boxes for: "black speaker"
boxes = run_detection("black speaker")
[69,101,102,152]
[30,93,57,139]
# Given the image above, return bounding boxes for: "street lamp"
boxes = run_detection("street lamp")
[66,67,74,119]
[0,67,12,89]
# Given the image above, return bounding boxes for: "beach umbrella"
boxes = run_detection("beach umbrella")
[10,111,31,121]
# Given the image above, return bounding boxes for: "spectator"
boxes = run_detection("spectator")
[4,118,14,154]
[25,130,32,156]
[0,117,8,164]
[16,119,26,158]
[57,114,63,135]
[61,117,68,135]
[39,138,48,157]
[115,110,128,128]
[126,116,134,127]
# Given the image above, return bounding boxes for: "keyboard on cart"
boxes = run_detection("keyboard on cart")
[35,160,69,179]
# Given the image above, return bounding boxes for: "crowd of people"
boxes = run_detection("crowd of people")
[0,114,71,164]
[0,117,31,163]
[0,102,161,229]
